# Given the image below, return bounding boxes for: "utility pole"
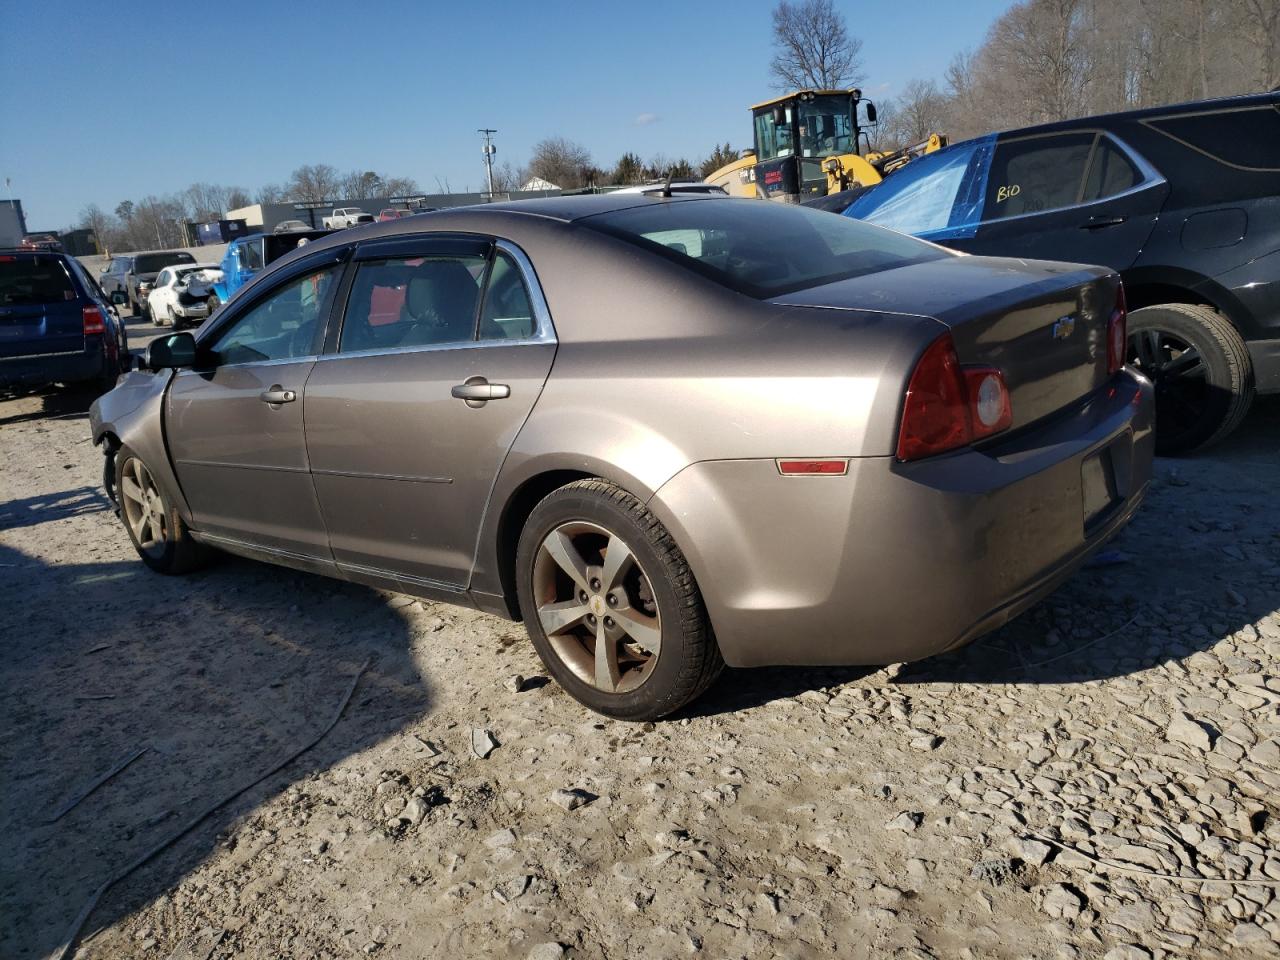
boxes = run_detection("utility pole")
[479,129,497,198]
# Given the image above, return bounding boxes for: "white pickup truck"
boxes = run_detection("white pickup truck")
[321,207,375,229]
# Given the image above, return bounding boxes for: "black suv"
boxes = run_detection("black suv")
[843,92,1280,453]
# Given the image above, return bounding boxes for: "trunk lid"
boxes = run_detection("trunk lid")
[774,255,1119,432]
[0,254,85,358]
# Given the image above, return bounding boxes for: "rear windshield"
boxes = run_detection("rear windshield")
[583,199,947,298]
[0,255,77,306]
[135,252,195,273]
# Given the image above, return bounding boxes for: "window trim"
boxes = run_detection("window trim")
[1140,103,1280,173]
[974,129,1165,228]
[318,234,556,362]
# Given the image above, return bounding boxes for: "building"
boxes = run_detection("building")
[0,199,28,247]
[226,189,562,234]
[60,228,99,256]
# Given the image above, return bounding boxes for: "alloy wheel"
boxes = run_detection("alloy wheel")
[1128,327,1208,442]
[119,458,168,559]
[532,521,662,694]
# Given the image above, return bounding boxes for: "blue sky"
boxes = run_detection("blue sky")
[0,0,1014,228]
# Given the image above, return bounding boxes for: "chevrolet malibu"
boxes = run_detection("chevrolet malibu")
[89,195,1154,720]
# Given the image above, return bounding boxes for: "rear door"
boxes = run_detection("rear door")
[0,253,85,358]
[304,236,556,591]
[951,132,1168,268]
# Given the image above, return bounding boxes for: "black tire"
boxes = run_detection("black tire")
[206,292,221,316]
[168,306,183,331]
[1128,304,1254,455]
[516,479,723,721]
[115,446,209,575]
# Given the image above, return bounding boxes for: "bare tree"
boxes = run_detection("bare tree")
[182,182,230,222]
[255,183,287,204]
[527,137,594,190]
[885,79,950,145]
[77,204,114,254]
[769,0,864,90]
[226,187,251,210]
[286,164,341,203]
[1239,0,1279,91]
[489,162,528,194]
[382,175,420,198]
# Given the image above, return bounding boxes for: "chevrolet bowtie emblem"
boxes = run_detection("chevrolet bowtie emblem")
[1052,316,1076,340]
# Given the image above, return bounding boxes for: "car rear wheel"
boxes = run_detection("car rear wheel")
[168,305,183,330]
[116,447,208,575]
[516,479,723,721]
[1127,304,1254,455]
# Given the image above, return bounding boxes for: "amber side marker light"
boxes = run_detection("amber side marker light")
[776,459,849,476]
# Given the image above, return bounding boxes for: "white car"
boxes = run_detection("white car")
[146,264,222,330]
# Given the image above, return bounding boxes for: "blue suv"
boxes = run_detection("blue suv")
[0,249,128,393]
[208,229,330,312]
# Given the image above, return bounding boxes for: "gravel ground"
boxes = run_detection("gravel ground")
[1,373,1278,960]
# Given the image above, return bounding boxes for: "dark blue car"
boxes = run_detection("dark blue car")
[0,249,128,392]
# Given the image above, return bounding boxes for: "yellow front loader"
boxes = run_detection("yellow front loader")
[705,88,947,203]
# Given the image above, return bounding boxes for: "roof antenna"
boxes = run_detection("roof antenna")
[659,168,674,198]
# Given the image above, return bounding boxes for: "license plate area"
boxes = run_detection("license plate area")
[1081,445,1120,532]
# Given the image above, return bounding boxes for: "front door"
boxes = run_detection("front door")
[304,236,556,591]
[950,132,1168,269]
[167,257,344,559]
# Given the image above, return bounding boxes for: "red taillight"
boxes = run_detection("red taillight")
[82,305,106,335]
[1107,283,1127,375]
[896,333,1012,461]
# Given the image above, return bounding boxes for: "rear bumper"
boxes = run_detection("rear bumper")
[647,370,1155,668]
[0,343,106,387]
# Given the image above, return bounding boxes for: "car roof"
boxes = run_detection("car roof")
[987,90,1279,140]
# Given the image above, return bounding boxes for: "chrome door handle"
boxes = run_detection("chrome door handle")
[451,378,510,406]
[259,386,297,404]
[1081,215,1126,229]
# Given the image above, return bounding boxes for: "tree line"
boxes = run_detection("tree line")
[77,165,420,254]
[877,0,1278,147]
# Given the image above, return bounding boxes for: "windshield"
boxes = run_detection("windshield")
[844,135,996,239]
[135,252,195,273]
[585,198,948,298]
[798,94,854,158]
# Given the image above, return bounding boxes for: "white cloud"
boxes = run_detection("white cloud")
[634,112,660,126]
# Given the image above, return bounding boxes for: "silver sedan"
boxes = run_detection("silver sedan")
[90,195,1154,719]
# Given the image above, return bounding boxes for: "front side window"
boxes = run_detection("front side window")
[156,270,172,288]
[339,253,486,353]
[587,199,948,298]
[209,266,338,365]
[238,242,265,272]
[845,135,995,238]
[983,132,1096,220]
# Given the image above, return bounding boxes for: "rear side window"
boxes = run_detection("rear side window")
[340,254,486,352]
[983,133,1096,220]
[586,199,946,298]
[845,136,995,238]
[1083,138,1140,201]
[0,256,77,305]
[1146,106,1280,170]
[478,252,535,340]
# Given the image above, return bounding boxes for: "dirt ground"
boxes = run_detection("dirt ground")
[2,351,1278,959]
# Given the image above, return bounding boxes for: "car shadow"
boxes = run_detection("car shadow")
[0,386,99,427]
[688,396,1279,715]
[0,543,432,960]
[0,485,112,531]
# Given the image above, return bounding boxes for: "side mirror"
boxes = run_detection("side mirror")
[111,291,127,305]
[865,102,878,124]
[145,332,197,370]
